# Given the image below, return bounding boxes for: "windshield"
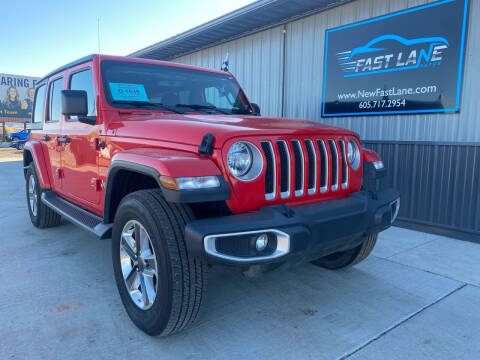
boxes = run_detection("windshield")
[101,60,252,115]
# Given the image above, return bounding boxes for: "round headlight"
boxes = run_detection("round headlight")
[228,142,253,177]
[227,141,263,181]
[347,140,361,170]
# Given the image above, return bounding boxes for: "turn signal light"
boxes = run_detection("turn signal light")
[159,176,220,190]
[159,176,179,190]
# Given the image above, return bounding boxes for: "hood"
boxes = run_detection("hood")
[111,113,358,148]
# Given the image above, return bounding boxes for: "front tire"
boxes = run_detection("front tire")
[311,234,378,270]
[112,189,207,336]
[25,166,61,228]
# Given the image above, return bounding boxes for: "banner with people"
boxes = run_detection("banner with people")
[0,73,41,119]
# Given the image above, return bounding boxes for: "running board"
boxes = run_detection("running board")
[41,191,112,239]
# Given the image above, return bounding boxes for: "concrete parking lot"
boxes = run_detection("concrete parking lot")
[1,148,479,360]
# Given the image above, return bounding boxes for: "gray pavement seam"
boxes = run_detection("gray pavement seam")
[337,283,467,360]
[376,255,479,288]
[383,237,440,259]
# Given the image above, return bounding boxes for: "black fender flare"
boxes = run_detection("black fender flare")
[103,160,230,223]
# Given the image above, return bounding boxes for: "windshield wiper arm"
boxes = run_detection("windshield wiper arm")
[111,100,184,114]
[232,107,253,115]
[175,103,230,115]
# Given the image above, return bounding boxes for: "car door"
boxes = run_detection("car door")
[41,77,64,191]
[61,66,101,206]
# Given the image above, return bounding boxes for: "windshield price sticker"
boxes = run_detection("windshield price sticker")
[109,83,149,102]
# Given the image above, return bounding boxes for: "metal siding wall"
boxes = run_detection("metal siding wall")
[364,142,480,236]
[169,0,479,239]
[173,26,285,118]
[283,0,480,142]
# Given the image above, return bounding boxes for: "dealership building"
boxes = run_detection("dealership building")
[132,0,479,241]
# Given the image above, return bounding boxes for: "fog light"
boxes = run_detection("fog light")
[255,234,268,251]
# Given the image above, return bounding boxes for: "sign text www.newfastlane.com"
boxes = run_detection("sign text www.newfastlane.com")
[338,85,438,100]
[337,85,438,110]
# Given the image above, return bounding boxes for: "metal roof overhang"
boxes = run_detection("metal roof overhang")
[130,0,352,60]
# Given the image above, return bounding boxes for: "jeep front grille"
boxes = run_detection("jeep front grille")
[328,139,339,191]
[260,141,276,200]
[339,139,348,190]
[261,138,350,200]
[277,140,290,198]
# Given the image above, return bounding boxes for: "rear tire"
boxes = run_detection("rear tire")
[112,189,207,336]
[25,166,61,228]
[311,234,378,270]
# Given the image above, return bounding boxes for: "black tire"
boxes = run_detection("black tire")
[25,166,61,228]
[112,189,207,336]
[17,143,24,151]
[311,234,378,270]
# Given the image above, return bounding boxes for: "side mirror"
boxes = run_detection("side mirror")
[251,103,261,116]
[61,90,88,116]
[61,90,96,125]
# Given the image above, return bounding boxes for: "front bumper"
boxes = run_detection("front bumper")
[185,188,400,265]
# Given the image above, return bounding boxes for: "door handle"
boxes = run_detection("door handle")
[57,137,71,144]
[41,135,50,141]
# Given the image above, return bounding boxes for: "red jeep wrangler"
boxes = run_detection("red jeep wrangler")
[24,55,400,336]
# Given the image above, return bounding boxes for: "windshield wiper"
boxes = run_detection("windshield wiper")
[111,100,184,114]
[175,104,230,115]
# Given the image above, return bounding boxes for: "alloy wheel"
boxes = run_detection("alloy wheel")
[120,220,158,310]
[28,175,38,217]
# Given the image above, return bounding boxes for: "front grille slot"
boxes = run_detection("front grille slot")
[317,140,328,192]
[328,139,339,191]
[261,141,275,200]
[260,136,348,200]
[277,140,290,198]
[339,140,348,189]
[305,139,316,195]
[291,140,304,196]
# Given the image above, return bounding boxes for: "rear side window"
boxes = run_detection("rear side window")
[48,77,64,122]
[69,68,96,119]
[32,85,47,124]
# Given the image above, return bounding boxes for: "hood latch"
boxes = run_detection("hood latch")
[198,133,215,156]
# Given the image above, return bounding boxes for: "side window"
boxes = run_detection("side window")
[69,68,96,120]
[47,77,64,122]
[32,85,47,124]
